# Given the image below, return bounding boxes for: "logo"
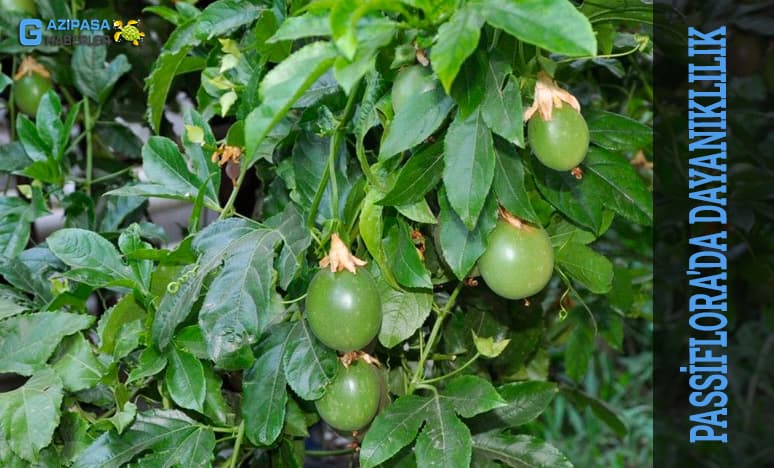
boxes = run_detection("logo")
[113,19,144,46]
[16,17,143,47]
[19,18,42,46]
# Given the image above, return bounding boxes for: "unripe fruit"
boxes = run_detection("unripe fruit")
[306,269,381,352]
[528,105,589,171]
[315,361,381,432]
[13,71,52,116]
[478,220,554,300]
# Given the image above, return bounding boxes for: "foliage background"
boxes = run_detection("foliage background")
[0,0,654,466]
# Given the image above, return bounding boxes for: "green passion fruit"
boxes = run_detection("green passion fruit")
[527,105,589,171]
[391,65,437,113]
[306,268,382,352]
[314,360,381,432]
[13,70,52,116]
[478,220,555,300]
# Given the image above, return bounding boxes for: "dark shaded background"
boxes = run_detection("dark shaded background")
[654,1,774,466]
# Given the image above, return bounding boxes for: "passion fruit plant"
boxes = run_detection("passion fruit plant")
[0,0,653,466]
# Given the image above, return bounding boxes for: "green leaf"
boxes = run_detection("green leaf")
[60,410,95,463]
[74,409,215,467]
[582,147,653,225]
[472,331,511,358]
[0,285,31,320]
[492,143,538,223]
[151,219,253,353]
[360,395,432,468]
[376,272,433,348]
[35,91,64,160]
[0,197,32,259]
[0,73,10,93]
[587,110,651,152]
[194,0,264,41]
[126,347,167,384]
[182,110,220,203]
[107,402,137,435]
[283,398,310,437]
[398,200,437,225]
[243,324,292,446]
[71,43,131,103]
[561,387,628,437]
[431,6,484,92]
[165,346,206,413]
[202,364,231,426]
[47,228,136,288]
[487,381,558,427]
[380,86,454,159]
[443,108,495,229]
[146,47,192,133]
[264,204,312,289]
[0,368,63,462]
[476,0,596,56]
[564,311,595,382]
[472,432,573,467]
[556,242,613,293]
[197,226,282,368]
[547,218,596,247]
[441,375,506,418]
[16,114,49,162]
[450,51,487,118]
[97,295,145,357]
[51,333,106,392]
[360,188,400,290]
[415,396,472,468]
[245,42,337,164]
[438,188,497,280]
[383,219,432,289]
[268,13,331,43]
[482,58,523,147]
[0,312,93,375]
[107,136,220,210]
[334,18,397,94]
[379,141,444,207]
[282,320,338,401]
[173,326,209,360]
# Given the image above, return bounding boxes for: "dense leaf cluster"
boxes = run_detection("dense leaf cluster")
[0,0,653,465]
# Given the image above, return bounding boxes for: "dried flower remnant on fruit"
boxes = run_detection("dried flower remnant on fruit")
[498,205,524,230]
[524,71,581,122]
[319,234,367,274]
[571,167,583,180]
[13,56,50,81]
[211,143,242,166]
[631,150,654,169]
[341,350,382,368]
[212,144,242,186]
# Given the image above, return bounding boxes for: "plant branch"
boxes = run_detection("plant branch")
[306,448,356,457]
[228,421,245,468]
[421,352,481,385]
[409,282,464,392]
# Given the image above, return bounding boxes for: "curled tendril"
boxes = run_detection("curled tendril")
[165,264,200,295]
[558,288,571,321]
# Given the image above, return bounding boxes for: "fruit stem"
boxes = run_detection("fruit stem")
[420,352,481,385]
[228,421,245,468]
[409,282,463,392]
[218,168,245,219]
